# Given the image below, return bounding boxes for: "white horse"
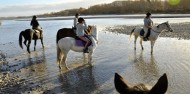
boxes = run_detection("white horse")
[57,26,98,69]
[130,21,173,54]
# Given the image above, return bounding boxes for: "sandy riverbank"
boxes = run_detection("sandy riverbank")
[105,22,190,40]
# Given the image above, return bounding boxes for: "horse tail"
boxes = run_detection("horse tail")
[19,31,24,49]
[57,44,62,64]
[129,28,135,41]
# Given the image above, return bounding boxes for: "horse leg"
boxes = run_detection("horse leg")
[134,35,138,50]
[140,38,144,50]
[24,39,27,47]
[88,52,93,66]
[34,40,37,51]
[57,46,62,64]
[83,53,86,64]
[27,40,31,53]
[40,38,44,48]
[151,41,155,54]
[60,51,69,70]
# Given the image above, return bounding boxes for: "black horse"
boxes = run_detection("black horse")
[19,29,44,53]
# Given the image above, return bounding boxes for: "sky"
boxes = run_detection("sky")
[0,0,115,17]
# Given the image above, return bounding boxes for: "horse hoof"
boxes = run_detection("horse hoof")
[59,66,62,69]
[89,63,92,66]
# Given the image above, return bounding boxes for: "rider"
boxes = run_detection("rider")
[76,17,89,53]
[143,12,153,41]
[73,13,79,30]
[30,15,42,37]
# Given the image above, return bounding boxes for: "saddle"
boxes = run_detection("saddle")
[75,35,92,47]
[33,29,40,33]
[140,29,145,36]
[140,29,151,41]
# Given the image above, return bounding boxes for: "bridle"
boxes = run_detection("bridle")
[154,22,171,33]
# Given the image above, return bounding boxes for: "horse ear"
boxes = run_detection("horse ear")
[114,73,130,93]
[149,73,168,94]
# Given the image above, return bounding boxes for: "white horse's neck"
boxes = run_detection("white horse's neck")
[152,23,168,37]
[90,27,98,47]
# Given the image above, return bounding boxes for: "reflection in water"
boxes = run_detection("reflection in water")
[133,51,160,83]
[17,50,49,84]
[26,50,47,77]
[43,66,98,94]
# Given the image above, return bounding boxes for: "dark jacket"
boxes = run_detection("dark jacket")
[30,19,39,28]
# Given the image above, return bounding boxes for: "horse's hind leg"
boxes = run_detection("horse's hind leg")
[24,40,27,47]
[40,38,44,48]
[34,40,37,51]
[60,50,69,70]
[140,38,144,50]
[27,40,31,53]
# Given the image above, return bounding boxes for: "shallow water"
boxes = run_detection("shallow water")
[0,17,190,94]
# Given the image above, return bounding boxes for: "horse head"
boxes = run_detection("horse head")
[114,73,168,94]
[157,21,173,32]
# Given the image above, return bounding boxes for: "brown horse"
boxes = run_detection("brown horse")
[114,73,168,94]
[56,27,92,43]
[56,28,76,43]
[19,29,44,53]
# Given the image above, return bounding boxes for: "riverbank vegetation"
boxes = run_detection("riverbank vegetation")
[39,0,190,17]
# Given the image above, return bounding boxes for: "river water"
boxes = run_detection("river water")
[1,16,190,94]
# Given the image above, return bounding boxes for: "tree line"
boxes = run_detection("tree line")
[39,0,190,17]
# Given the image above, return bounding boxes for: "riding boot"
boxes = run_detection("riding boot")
[143,28,151,41]
[83,47,89,53]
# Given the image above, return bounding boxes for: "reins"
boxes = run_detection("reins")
[152,29,161,33]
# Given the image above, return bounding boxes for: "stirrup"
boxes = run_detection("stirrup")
[143,37,148,41]
[83,48,89,53]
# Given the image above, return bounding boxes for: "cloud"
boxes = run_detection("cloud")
[0,0,115,17]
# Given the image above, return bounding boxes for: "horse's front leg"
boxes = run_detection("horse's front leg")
[140,38,144,50]
[83,53,86,64]
[150,41,155,54]
[27,40,31,53]
[34,40,37,51]
[88,52,93,66]
[134,35,138,50]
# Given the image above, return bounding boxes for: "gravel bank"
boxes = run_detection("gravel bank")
[105,22,190,40]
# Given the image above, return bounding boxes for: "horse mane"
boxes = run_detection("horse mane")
[86,25,96,34]
[156,21,169,29]
[132,83,149,92]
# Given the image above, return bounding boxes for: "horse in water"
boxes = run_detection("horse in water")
[19,29,44,53]
[130,21,173,54]
[114,73,168,94]
[56,25,98,69]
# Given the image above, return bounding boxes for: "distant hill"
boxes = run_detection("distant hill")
[1,0,189,20]
[39,0,190,17]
